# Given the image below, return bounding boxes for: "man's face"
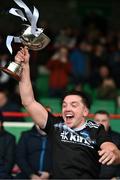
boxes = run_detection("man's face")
[94,113,110,131]
[62,95,89,129]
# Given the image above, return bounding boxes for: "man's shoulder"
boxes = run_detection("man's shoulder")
[48,112,63,122]
[86,120,100,129]
[110,129,120,139]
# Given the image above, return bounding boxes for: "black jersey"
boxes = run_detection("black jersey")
[44,113,111,179]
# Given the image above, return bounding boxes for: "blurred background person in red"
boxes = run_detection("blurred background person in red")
[46,46,71,98]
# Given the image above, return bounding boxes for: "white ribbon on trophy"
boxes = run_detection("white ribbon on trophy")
[6,0,50,54]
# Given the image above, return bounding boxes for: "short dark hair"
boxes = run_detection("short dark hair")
[95,110,110,117]
[62,90,91,109]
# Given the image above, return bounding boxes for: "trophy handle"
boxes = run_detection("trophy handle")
[0,62,22,81]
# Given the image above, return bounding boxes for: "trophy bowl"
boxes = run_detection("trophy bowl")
[20,25,51,51]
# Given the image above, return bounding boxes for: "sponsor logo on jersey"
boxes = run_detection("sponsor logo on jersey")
[54,122,96,148]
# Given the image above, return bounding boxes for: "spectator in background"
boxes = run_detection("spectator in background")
[0,111,16,179]
[110,39,120,88]
[90,42,109,74]
[94,110,120,179]
[54,26,76,49]
[47,46,71,98]
[89,64,118,100]
[97,76,118,100]
[16,124,52,179]
[0,87,24,122]
[96,65,117,99]
[69,40,90,87]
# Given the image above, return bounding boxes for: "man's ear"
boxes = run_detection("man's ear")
[83,107,89,117]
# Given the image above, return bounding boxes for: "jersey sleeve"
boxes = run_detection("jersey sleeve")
[43,112,61,135]
[96,125,112,147]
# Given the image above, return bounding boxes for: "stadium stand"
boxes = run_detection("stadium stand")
[35,74,49,98]
[90,100,117,114]
[39,97,61,113]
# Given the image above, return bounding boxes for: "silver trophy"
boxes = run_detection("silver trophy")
[0,0,50,80]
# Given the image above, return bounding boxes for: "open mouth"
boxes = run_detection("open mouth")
[65,114,74,124]
[66,114,74,118]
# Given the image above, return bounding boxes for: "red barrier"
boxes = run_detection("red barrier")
[2,112,120,119]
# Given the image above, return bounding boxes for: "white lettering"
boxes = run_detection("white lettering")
[60,131,68,140]
[70,133,76,141]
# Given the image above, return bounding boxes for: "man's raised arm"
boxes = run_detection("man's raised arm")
[15,47,48,129]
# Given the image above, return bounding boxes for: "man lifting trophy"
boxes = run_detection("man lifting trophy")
[0,0,50,80]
